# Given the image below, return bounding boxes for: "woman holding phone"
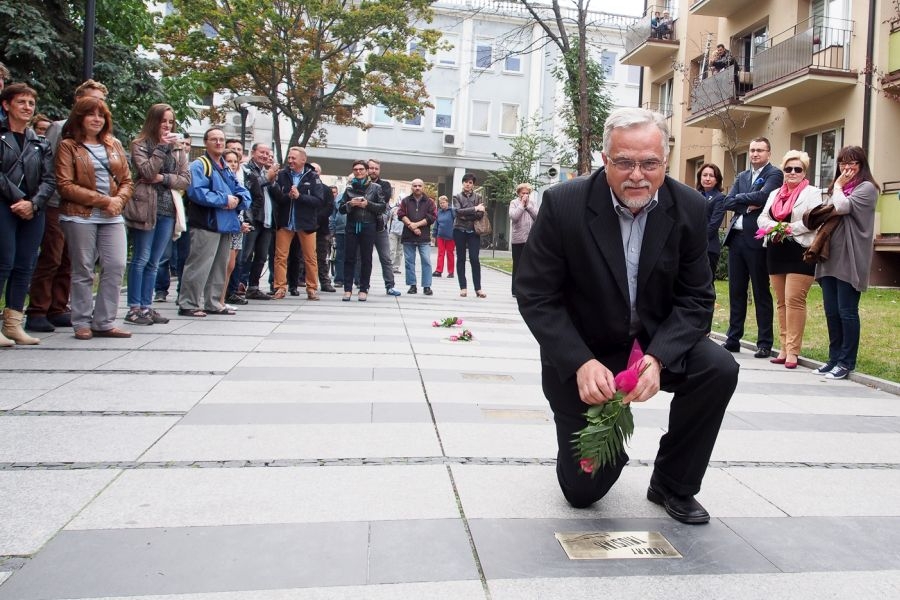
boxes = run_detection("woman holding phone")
[124,103,189,326]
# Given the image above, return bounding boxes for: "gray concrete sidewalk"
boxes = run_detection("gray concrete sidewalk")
[2,255,900,599]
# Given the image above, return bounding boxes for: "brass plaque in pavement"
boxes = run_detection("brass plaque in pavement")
[555,531,681,560]
[461,373,515,381]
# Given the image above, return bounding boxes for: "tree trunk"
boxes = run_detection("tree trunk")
[576,12,591,175]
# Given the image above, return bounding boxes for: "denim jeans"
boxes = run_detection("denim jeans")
[156,232,190,296]
[333,233,346,284]
[403,243,432,287]
[127,216,174,307]
[818,275,862,370]
[0,203,46,311]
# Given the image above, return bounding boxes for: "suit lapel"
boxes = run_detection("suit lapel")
[586,171,629,305]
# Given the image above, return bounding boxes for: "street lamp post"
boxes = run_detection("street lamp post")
[231,95,270,152]
[83,0,96,81]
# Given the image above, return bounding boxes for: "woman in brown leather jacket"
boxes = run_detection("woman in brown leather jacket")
[56,96,134,340]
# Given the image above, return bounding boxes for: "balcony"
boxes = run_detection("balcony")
[882,24,900,93]
[621,4,678,67]
[685,65,770,128]
[689,0,744,17]
[742,16,857,108]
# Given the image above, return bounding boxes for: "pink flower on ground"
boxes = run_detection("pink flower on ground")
[449,335,458,341]
[432,321,439,327]
[579,458,595,473]
[456,318,463,325]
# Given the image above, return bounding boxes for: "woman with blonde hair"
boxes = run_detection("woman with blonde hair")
[508,182,538,297]
[756,150,821,368]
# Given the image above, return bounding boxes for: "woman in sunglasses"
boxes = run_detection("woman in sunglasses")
[811,147,879,380]
[756,150,822,369]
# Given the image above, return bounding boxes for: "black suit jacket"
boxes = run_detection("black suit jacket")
[722,163,783,248]
[516,169,714,381]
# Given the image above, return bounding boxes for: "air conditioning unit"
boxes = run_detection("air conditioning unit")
[442,133,461,149]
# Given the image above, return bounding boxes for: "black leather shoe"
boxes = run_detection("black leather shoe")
[408,285,417,294]
[647,479,710,525]
[25,315,55,332]
[754,346,772,359]
[723,340,740,352]
[289,288,300,296]
[321,284,337,293]
[423,287,433,296]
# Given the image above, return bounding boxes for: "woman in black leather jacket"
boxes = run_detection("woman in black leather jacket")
[338,159,385,301]
[0,83,55,346]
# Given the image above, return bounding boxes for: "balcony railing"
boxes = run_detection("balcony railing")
[753,16,853,89]
[642,101,673,135]
[623,3,678,56]
[692,65,739,111]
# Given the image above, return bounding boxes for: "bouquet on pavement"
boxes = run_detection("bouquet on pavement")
[574,339,648,476]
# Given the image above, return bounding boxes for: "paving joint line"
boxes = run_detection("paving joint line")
[1,459,898,471]
[1,410,188,417]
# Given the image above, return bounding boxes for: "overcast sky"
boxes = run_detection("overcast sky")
[584,0,647,17]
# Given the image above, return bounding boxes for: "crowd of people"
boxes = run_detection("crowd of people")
[701,137,878,380]
[1,68,520,345]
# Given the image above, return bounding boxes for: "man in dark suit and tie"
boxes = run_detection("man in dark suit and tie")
[722,138,781,357]
[516,108,738,525]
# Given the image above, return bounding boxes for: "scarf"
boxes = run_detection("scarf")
[770,178,808,221]
[841,177,861,197]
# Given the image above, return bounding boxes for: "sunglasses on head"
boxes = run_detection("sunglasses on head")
[783,166,804,173]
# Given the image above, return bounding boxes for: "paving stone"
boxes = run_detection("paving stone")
[99,351,245,373]
[0,470,119,554]
[201,381,425,404]
[0,349,130,371]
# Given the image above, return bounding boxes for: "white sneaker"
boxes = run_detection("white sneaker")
[224,303,238,311]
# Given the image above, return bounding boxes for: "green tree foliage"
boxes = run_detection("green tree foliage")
[519,0,615,174]
[160,0,440,154]
[0,0,202,140]
[483,115,573,206]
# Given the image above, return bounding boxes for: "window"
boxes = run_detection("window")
[600,51,616,79]
[470,100,490,134]
[437,33,459,66]
[504,54,522,73]
[408,41,426,58]
[658,78,674,116]
[500,103,520,136]
[803,127,843,188]
[475,40,493,69]
[403,114,422,127]
[371,105,392,126]
[434,97,454,129]
[626,65,642,85]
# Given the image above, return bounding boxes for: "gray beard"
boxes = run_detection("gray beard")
[619,195,652,211]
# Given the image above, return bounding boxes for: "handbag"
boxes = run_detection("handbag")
[474,210,492,237]
[171,188,187,240]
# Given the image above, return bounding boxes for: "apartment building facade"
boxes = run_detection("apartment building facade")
[203,1,640,199]
[622,0,900,285]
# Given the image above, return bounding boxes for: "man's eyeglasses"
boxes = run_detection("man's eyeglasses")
[838,161,859,167]
[783,167,804,173]
[609,158,664,173]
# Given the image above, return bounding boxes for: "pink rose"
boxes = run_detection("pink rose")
[450,335,458,341]
[755,227,768,240]
[456,318,463,325]
[579,458,595,473]
[432,321,439,327]
[614,367,639,393]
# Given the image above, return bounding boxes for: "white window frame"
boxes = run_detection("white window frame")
[402,113,423,129]
[600,51,616,80]
[470,100,491,135]
[434,97,454,130]
[475,39,493,70]
[803,126,844,189]
[436,33,459,67]
[500,103,520,137]
[371,104,393,126]
[503,54,522,74]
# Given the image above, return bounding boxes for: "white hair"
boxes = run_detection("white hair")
[602,107,670,159]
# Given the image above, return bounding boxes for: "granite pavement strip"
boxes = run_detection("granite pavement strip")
[1,255,900,599]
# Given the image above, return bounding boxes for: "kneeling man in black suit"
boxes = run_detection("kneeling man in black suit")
[516,107,739,524]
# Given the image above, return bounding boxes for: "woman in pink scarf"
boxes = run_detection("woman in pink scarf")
[757,150,822,368]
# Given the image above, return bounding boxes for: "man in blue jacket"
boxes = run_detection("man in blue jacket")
[722,137,781,357]
[177,127,251,317]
